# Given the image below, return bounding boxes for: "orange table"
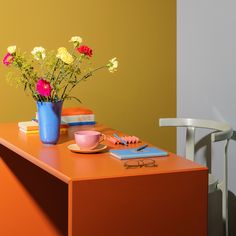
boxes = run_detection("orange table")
[0,123,208,236]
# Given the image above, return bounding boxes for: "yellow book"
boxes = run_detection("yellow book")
[19,128,68,134]
[18,121,69,132]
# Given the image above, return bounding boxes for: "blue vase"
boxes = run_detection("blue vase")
[37,101,63,144]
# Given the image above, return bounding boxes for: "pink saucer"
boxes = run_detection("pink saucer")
[67,143,107,153]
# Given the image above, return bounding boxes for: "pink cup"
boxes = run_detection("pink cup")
[74,130,105,150]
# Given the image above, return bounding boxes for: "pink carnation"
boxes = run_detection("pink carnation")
[77,45,93,57]
[36,79,52,97]
[2,53,14,66]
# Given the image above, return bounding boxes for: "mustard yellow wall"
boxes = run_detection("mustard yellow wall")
[0,0,176,152]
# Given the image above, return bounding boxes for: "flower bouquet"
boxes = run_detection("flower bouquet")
[2,36,118,144]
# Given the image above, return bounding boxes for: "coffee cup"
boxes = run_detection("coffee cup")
[74,130,105,150]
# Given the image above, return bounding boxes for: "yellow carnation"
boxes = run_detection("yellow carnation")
[56,47,74,64]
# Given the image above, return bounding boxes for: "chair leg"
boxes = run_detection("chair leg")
[218,140,229,236]
[224,140,229,236]
[186,127,195,161]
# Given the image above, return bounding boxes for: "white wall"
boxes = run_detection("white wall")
[177,1,236,235]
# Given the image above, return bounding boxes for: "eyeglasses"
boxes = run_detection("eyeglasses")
[124,159,158,169]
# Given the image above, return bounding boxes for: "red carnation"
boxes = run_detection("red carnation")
[77,45,93,57]
[36,78,52,97]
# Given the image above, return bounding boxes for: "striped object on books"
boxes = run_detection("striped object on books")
[61,107,95,126]
[18,121,38,131]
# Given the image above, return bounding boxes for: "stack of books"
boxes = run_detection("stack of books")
[19,107,95,134]
[18,121,68,134]
[61,107,95,126]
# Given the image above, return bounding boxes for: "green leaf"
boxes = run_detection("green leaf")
[65,96,82,103]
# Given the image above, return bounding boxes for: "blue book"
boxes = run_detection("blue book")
[68,121,96,126]
[110,147,168,160]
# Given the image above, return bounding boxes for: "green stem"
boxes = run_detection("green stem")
[76,65,106,84]
[61,65,107,100]
[60,58,81,99]
[15,57,37,96]
[50,59,59,81]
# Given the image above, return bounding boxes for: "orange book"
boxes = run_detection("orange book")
[61,107,93,116]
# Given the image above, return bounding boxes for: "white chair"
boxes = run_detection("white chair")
[159,118,233,236]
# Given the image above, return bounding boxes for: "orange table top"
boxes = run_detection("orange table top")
[0,123,207,183]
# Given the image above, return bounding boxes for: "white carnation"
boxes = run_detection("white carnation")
[107,57,118,73]
[69,36,83,44]
[31,47,46,60]
[7,45,16,54]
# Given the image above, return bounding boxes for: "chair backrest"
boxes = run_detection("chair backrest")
[159,118,233,162]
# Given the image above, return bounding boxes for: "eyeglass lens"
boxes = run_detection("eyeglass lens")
[124,159,158,168]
